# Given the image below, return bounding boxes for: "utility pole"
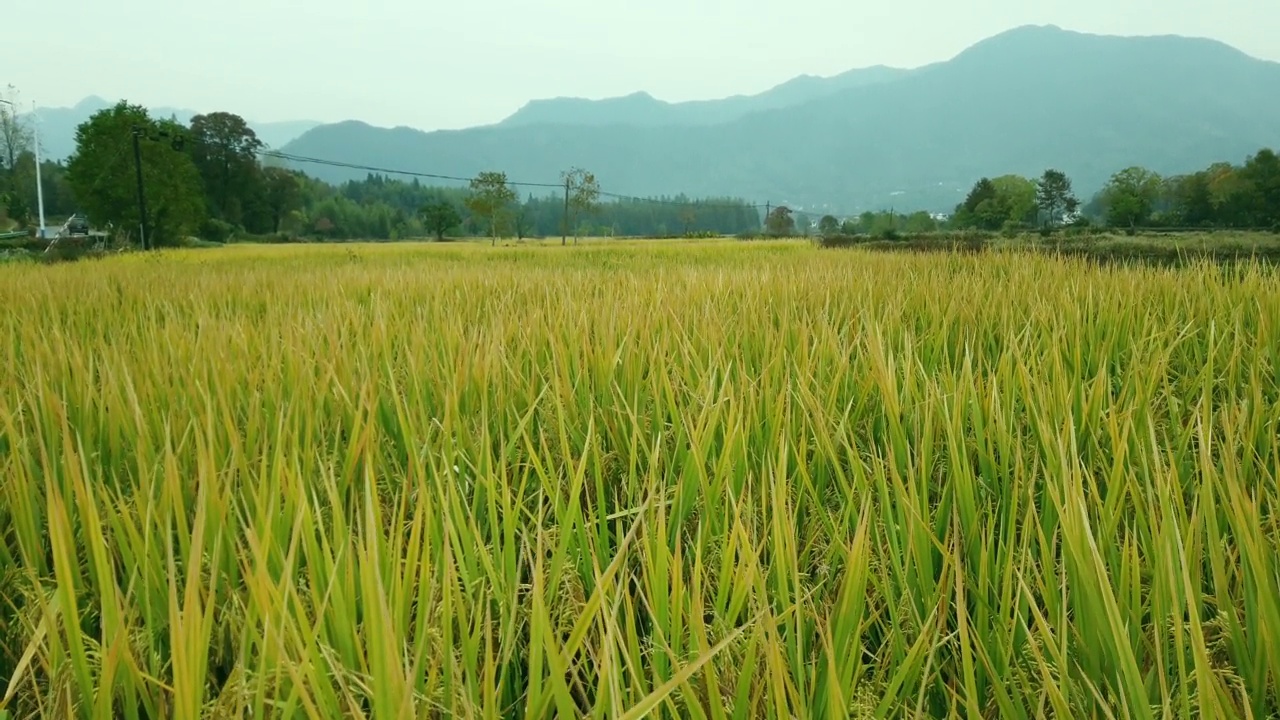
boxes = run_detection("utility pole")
[764,201,770,234]
[32,102,45,239]
[562,177,570,246]
[131,126,150,250]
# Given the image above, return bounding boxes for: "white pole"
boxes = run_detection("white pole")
[0,98,11,169]
[32,102,45,238]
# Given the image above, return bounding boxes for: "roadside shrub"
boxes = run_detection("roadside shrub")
[199,218,237,243]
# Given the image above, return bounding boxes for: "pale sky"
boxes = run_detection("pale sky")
[7,0,1278,130]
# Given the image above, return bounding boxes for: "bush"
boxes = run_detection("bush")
[199,218,237,243]
[0,249,36,264]
[816,233,871,248]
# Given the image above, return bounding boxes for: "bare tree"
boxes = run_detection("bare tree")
[561,167,600,244]
[0,85,34,174]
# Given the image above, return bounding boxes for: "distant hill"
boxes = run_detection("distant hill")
[498,65,918,127]
[280,25,1280,212]
[28,96,321,161]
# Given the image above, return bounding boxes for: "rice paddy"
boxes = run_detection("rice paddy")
[1,240,1278,718]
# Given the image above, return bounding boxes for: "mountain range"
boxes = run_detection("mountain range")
[278,24,1280,213]
[497,65,922,128]
[28,96,320,162]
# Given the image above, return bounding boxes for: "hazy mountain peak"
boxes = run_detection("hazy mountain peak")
[500,63,910,128]
[29,97,323,160]
[282,23,1280,214]
[954,22,1263,65]
[72,96,112,112]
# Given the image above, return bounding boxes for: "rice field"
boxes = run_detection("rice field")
[1,240,1278,719]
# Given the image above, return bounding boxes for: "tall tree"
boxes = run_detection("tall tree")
[262,167,302,234]
[420,199,462,240]
[1101,166,1163,229]
[9,152,76,219]
[466,171,516,245]
[962,178,997,213]
[818,215,840,236]
[1240,148,1280,227]
[764,205,795,236]
[953,178,1001,229]
[189,112,265,227]
[679,206,697,235]
[1035,169,1079,228]
[561,167,600,244]
[991,175,1038,226]
[513,198,534,240]
[1170,172,1215,226]
[794,212,811,236]
[1203,162,1255,226]
[66,101,205,247]
[0,85,33,178]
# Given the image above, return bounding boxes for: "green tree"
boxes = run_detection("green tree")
[9,152,76,219]
[4,188,28,225]
[189,112,265,227]
[764,205,795,236]
[991,175,1037,226]
[953,178,999,229]
[1170,172,1215,226]
[420,199,462,240]
[902,211,938,234]
[1035,169,1079,228]
[1204,162,1254,226]
[818,214,840,236]
[1101,166,1163,229]
[263,167,302,234]
[66,102,205,247]
[513,197,535,240]
[962,178,997,213]
[1240,148,1280,227]
[562,167,600,244]
[466,171,516,245]
[868,211,899,238]
[794,212,811,237]
[679,206,697,235]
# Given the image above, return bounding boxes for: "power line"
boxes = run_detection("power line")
[261,149,767,210]
[261,150,564,190]
[263,147,884,220]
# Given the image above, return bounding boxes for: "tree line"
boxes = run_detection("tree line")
[3,98,760,245]
[945,154,1280,234]
[1084,151,1280,230]
[802,154,1279,239]
[6,93,1279,244]
[304,172,761,242]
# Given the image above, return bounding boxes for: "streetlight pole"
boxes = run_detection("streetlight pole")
[31,102,46,239]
